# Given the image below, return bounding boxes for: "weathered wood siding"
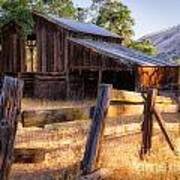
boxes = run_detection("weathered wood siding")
[35,17,66,72]
[137,67,179,89]
[1,23,25,73]
[34,15,121,74]
[68,42,126,71]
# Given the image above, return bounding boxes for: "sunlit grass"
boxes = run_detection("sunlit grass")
[10,117,180,180]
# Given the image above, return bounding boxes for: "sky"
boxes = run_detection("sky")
[73,0,180,39]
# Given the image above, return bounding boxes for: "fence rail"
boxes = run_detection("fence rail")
[81,84,177,176]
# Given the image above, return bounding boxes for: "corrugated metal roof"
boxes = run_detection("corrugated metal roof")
[34,12,120,39]
[68,38,176,67]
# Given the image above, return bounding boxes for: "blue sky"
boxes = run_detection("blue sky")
[73,0,180,39]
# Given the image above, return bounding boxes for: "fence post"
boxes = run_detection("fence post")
[80,84,112,175]
[0,76,24,180]
[140,88,157,158]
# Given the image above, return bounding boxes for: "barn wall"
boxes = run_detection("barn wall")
[35,17,67,72]
[67,41,135,99]
[137,67,179,90]
[34,15,121,74]
[34,74,66,99]
[1,23,25,73]
[68,42,125,71]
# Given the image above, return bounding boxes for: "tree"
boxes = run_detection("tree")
[129,39,157,55]
[40,0,76,18]
[89,0,156,55]
[75,7,87,22]
[0,0,34,37]
[94,0,135,45]
[0,0,77,38]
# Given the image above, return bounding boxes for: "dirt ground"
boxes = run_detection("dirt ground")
[10,115,180,180]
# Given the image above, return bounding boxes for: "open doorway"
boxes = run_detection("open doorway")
[102,70,135,91]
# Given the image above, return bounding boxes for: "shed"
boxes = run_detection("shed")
[0,12,178,99]
[67,38,178,98]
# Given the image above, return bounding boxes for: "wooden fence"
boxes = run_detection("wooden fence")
[81,84,177,175]
[0,76,23,180]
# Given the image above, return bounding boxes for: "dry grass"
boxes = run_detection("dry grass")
[10,118,180,180]
[10,98,180,179]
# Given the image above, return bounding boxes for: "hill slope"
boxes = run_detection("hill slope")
[140,25,180,64]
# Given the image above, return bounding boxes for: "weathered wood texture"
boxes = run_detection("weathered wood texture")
[68,42,126,71]
[21,108,88,127]
[140,89,157,158]
[0,76,23,180]
[81,84,112,175]
[19,72,35,97]
[137,67,179,91]
[33,74,66,99]
[14,148,45,164]
[1,23,25,73]
[111,89,175,104]
[140,88,176,159]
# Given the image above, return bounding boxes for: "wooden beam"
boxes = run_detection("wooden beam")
[81,84,112,175]
[140,89,157,158]
[41,26,47,72]
[153,107,176,154]
[111,89,174,104]
[21,108,88,128]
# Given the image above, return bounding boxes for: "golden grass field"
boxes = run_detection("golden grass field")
[9,99,180,180]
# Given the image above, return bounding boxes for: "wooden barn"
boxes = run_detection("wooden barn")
[0,12,179,99]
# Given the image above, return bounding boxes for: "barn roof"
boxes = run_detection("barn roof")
[68,38,176,67]
[33,12,120,39]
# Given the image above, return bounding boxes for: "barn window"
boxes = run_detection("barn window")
[25,34,37,72]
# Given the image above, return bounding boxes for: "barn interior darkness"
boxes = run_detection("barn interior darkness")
[101,70,135,91]
[69,69,136,99]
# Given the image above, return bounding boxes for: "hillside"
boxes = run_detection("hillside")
[140,25,180,64]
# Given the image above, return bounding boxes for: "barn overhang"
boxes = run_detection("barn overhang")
[68,38,177,68]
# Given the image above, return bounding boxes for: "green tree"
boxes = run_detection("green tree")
[41,0,76,18]
[129,39,157,55]
[95,0,134,45]
[0,0,34,37]
[75,7,87,22]
[0,0,77,38]
[89,0,156,55]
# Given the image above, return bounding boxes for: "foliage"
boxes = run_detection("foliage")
[40,0,76,18]
[0,0,157,55]
[172,56,180,65]
[0,0,77,39]
[75,7,87,22]
[88,0,157,55]
[129,39,157,55]
[93,0,135,45]
[0,0,34,38]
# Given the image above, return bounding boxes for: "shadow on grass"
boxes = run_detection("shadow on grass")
[11,162,81,180]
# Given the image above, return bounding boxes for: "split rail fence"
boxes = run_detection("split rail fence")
[81,84,177,175]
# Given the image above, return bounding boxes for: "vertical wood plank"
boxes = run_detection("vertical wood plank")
[81,84,112,175]
[41,26,47,72]
[140,88,157,158]
[0,76,24,180]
